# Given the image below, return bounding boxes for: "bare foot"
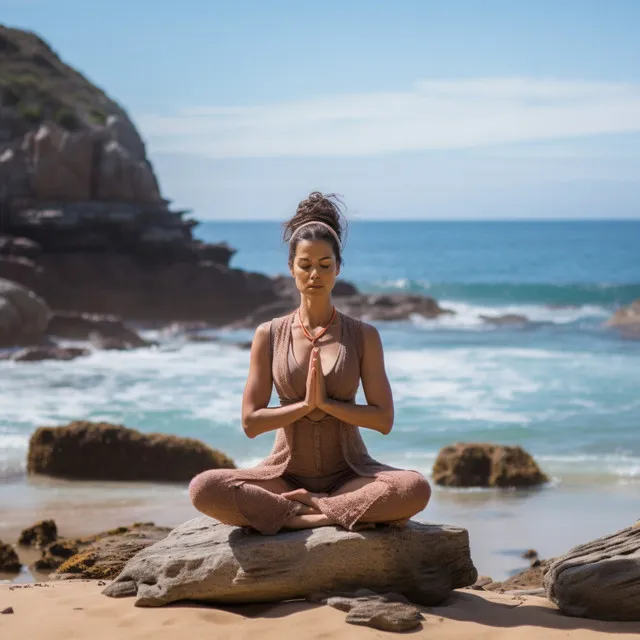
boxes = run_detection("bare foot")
[281,488,328,508]
[283,514,338,530]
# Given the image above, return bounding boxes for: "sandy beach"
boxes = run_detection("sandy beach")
[2,580,640,639]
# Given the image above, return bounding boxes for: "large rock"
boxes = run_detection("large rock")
[27,421,235,481]
[47,311,149,346]
[606,300,640,338]
[432,443,549,488]
[544,523,640,621]
[0,277,51,346]
[102,518,477,607]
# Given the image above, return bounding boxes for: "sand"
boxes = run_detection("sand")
[1,581,639,639]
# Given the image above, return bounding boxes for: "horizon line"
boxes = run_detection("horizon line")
[195,217,640,223]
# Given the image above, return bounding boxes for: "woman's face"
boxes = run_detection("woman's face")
[290,239,340,296]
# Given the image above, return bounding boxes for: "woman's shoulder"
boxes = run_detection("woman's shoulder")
[339,311,378,337]
[254,311,295,342]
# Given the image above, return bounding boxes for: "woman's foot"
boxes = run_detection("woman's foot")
[283,513,337,530]
[281,488,328,508]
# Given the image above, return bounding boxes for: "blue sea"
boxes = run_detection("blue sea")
[1,220,639,580]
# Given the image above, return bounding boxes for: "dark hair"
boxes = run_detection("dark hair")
[282,192,348,267]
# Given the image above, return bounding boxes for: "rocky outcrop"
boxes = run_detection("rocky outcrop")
[13,519,171,575]
[53,523,171,579]
[432,443,549,488]
[0,25,277,326]
[544,522,640,621]
[0,277,50,346]
[102,518,477,607]
[232,287,454,329]
[47,311,149,346]
[606,300,640,338]
[4,345,89,361]
[27,421,235,481]
[0,541,21,572]
[337,293,453,322]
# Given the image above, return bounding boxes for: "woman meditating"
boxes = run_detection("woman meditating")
[189,192,431,534]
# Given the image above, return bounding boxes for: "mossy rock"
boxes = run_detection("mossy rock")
[28,421,235,482]
[18,519,58,547]
[53,523,172,580]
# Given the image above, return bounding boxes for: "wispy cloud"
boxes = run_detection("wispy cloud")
[137,78,640,158]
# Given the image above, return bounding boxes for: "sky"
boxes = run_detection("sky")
[2,0,640,220]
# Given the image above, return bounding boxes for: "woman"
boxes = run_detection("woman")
[189,192,431,534]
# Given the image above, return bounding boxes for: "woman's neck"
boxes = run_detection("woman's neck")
[298,296,335,329]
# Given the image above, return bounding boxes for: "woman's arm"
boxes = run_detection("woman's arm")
[241,322,315,439]
[318,323,394,435]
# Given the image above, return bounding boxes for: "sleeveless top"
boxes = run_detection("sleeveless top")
[229,311,399,484]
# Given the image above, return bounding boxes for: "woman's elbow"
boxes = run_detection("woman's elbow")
[241,413,258,439]
[380,410,394,435]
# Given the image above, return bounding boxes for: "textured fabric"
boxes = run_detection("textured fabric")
[189,311,430,534]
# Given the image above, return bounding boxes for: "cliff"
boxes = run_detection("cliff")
[0,25,276,324]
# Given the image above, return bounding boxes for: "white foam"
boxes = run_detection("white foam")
[385,347,545,425]
[410,300,610,330]
[374,278,431,291]
[537,453,640,480]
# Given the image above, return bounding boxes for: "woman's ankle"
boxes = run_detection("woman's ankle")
[284,514,337,529]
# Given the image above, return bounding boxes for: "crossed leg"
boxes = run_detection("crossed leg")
[188,469,338,533]
[283,471,431,530]
[189,469,430,534]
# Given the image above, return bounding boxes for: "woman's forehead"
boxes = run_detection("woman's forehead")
[294,239,335,258]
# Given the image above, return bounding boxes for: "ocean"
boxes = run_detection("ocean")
[1,220,639,580]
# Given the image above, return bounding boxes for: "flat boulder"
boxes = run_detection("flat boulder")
[309,589,423,632]
[27,421,235,481]
[432,443,549,488]
[102,518,477,607]
[0,277,51,347]
[544,522,640,621]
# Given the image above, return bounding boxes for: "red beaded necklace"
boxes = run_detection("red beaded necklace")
[298,306,337,345]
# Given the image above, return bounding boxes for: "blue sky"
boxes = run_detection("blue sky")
[3,0,640,219]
